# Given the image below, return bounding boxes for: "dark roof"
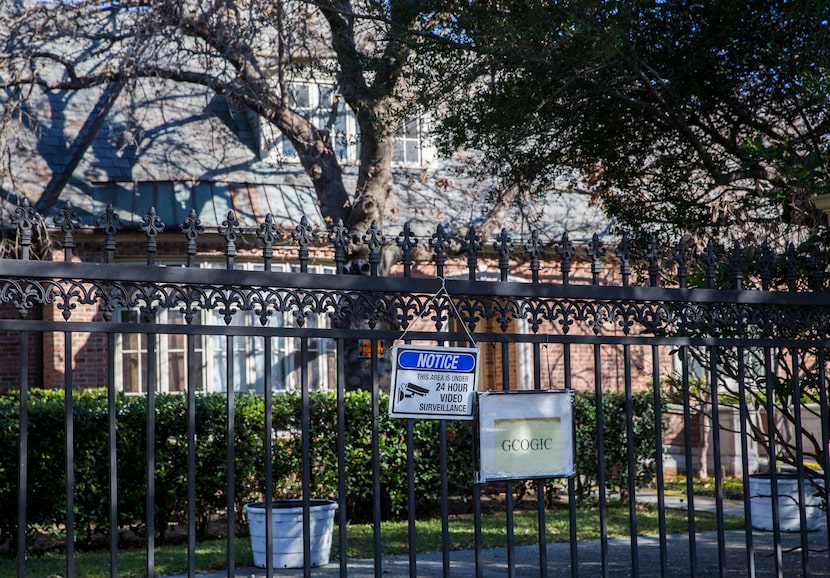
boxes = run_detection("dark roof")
[1,78,611,242]
[2,80,323,230]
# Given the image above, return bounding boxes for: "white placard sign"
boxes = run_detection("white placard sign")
[477,390,575,482]
[388,344,479,420]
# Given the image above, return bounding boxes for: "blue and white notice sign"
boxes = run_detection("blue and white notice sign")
[388,344,479,420]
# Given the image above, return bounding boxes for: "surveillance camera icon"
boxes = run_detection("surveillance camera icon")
[398,381,429,402]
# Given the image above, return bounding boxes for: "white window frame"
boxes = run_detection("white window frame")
[260,82,358,164]
[393,116,433,167]
[115,308,201,394]
[258,81,434,167]
[115,260,336,394]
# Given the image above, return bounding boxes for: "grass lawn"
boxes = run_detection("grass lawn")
[661,476,745,501]
[3,503,744,577]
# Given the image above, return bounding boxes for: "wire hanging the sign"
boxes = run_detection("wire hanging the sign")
[398,276,478,346]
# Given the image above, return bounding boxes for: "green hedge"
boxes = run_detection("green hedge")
[571,390,661,502]
[0,388,659,553]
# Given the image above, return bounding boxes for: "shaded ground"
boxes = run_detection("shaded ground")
[166,524,830,577]
[168,495,830,577]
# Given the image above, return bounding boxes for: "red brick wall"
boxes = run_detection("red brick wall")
[0,303,43,393]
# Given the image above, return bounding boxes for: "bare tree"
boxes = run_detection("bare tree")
[0,0,483,264]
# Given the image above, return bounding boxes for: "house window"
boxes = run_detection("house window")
[117,309,202,394]
[115,262,336,394]
[262,82,432,167]
[393,117,427,166]
[275,83,358,163]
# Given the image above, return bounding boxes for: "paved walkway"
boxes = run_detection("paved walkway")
[167,495,830,577]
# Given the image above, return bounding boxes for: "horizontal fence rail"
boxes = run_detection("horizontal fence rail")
[0,201,829,578]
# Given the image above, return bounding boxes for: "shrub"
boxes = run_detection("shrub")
[0,389,473,551]
[0,387,661,554]
[263,390,472,521]
[568,390,662,503]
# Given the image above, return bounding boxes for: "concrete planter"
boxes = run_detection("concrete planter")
[749,473,823,532]
[245,499,338,568]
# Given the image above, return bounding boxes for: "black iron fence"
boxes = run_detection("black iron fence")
[1,201,830,577]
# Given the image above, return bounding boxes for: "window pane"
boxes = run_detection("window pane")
[168,351,185,393]
[209,334,228,393]
[245,336,265,394]
[122,332,140,351]
[122,352,141,394]
[406,140,419,163]
[291,84,310,108]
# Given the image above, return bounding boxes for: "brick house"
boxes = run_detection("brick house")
[14,67,788,484]
[3,72,668,394]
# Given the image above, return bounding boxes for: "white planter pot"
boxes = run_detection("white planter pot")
[245,499,338,568]
[749,473,823,532]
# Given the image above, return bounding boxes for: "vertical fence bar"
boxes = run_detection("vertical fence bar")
[615,235,636,576]
[141,208,162,578]
[473,440,484,578]
[336,336,348,576]
[650,343,667,576]
[301,333,312,577]
[64,331,75,578]
[525,230,548,577]
[298,223,312,577]
[708,348,727,578]
[187,333,197,578]
[226,334,236,578]
[645,239,667,576]
[680,346,697,575]
[501,339,515,578]
[534,340,548,578]
[264,335,274,578]
[463,226,485,578]
[101,206,120,578]
[296,216,313,572]
[16,332,28,578]
[406,332,417,578]
[819,348,830,566]
[593,343,609,578]
[556,232,580,578]
[329,220,349,576]
[184,208,202,578]
[362,223,384,577]
[622,343,639,577]
[440,417,450,577]
[146,327,157,578]
[107,332,119,578]
[736,348,756,577]
[563,343,578,578]
[438,327,451,577]
[220,211,239,577]
[564,234,596,578]
[495,229,515,578]
[371,338,382,577]
[398,223,419,578]
[532,338,547,576]
[763,345,783,576]
[790,348,810,575]
[12,203,36,577]
[430,225,454,577]
[406,413,417,578]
